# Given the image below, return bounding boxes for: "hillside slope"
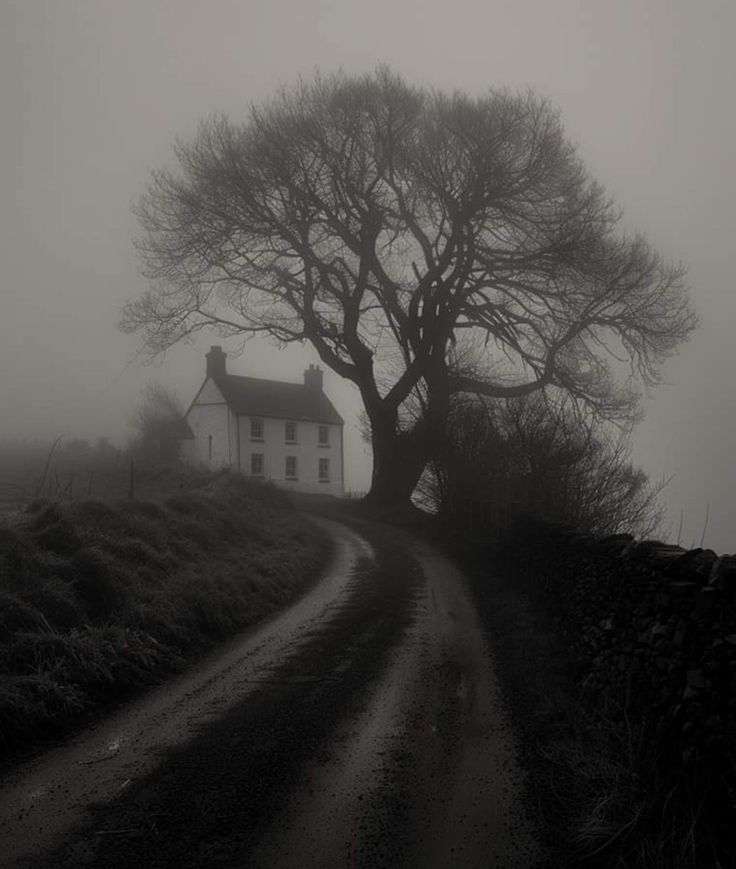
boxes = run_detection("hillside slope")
[0,472,328,756]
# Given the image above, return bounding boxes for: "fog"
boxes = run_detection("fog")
[2,0,734,549]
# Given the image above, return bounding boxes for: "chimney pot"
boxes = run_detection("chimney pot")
[304,364,323,392]
[206,345,227,380]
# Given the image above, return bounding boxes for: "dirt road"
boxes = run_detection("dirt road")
[0,517,544,868]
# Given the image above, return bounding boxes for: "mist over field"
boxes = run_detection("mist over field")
[2,0,735,549]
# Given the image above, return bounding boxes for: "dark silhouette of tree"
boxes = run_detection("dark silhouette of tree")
[121,68,696,507]
[421,395,664,537]
[130,382,185,464]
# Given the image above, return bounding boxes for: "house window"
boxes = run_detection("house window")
[250,418,263,440]
[318,425,330,446]
[285,421,297,443]
[250,453,264,477]
[318,457,330,482]
[285,456,297,480]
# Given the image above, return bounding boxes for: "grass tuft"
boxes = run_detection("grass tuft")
[30,519,83,557]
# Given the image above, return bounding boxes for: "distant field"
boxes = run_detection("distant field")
[0,442,217,514]
[0,465,228,512]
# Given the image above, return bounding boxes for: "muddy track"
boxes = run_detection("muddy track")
[5,522,419,867]
[2,517,543,868]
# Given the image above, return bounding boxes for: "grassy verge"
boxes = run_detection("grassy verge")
[0,471,329,758]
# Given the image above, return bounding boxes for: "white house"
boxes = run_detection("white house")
[179,346,345,497]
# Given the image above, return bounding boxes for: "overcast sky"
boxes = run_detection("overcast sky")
[2,0,735,550]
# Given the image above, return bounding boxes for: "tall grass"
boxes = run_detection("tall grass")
[0,472,328,755]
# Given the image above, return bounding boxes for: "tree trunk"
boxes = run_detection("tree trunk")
[365,427,429,509]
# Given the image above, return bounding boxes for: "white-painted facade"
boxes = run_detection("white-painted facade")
[183,374,344,497]
[185,379,232,469]
[239,414,343,497]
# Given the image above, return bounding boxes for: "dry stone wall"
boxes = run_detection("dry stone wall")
[503,518,736,849]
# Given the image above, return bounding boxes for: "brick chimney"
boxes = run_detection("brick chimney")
[303,363,323,392]
[206,345,227,380]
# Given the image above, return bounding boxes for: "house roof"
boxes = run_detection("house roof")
[212,374,344,425]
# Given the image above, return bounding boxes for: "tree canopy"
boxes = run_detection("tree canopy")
[122,68,696,505]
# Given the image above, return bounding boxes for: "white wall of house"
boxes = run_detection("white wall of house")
[183,377,344,494]
[239,416,344,497]
[185,379,234,469]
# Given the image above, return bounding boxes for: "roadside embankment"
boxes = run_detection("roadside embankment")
[484,517,736,868]
[0,472,329,757]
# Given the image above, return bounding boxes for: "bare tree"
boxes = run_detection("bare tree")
[121,68,696,507]
[130,382,185,464]
[422,395,664,537]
